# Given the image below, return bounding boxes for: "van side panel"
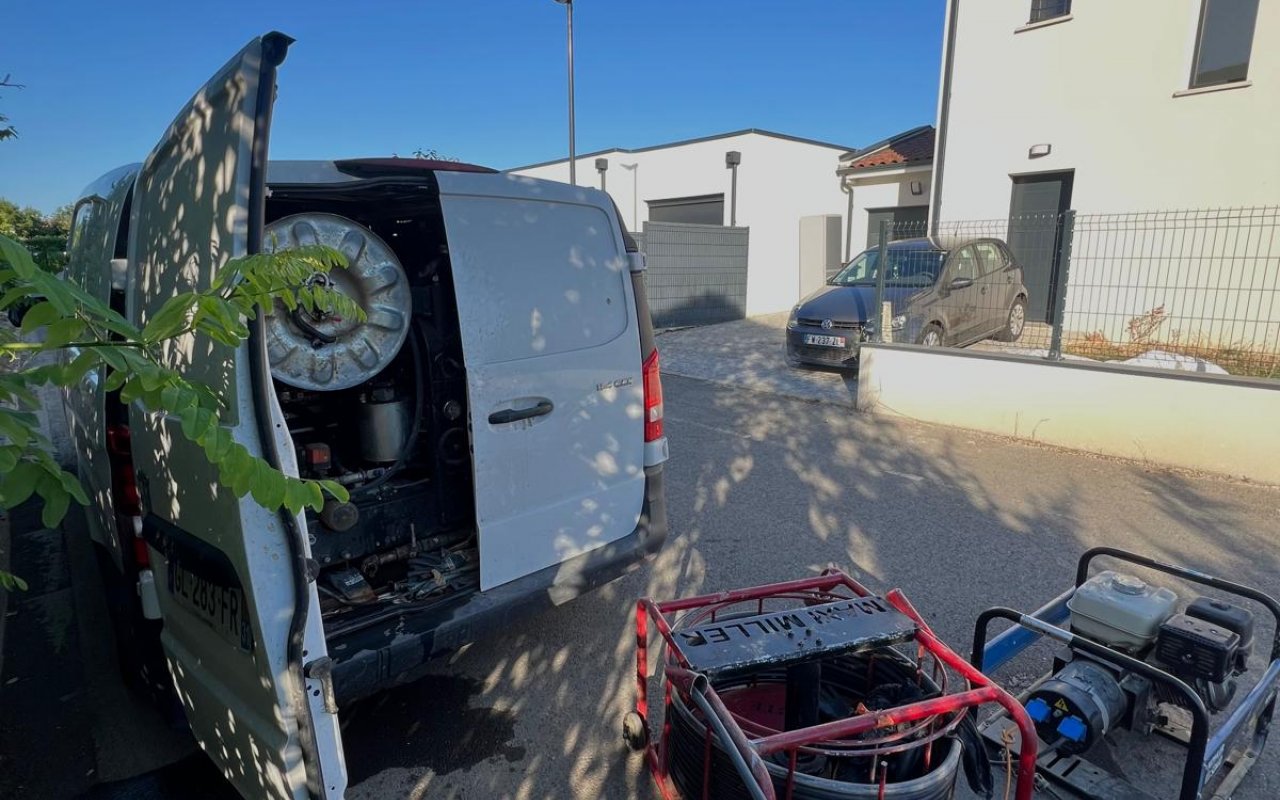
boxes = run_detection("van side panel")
[61,166,138,570]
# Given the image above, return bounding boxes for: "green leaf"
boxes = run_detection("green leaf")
[0,375,39,408]
[94,346,129,371]
[305,481,324,512]
[40,481,72,528]
[0,570,28,593]
[141,292,198,342]
[62,351,100,384]
[249,459,282,508]
[0,284,34,311]
[57,469,90,505]
[44,317,86,348]
[19,300,58,333]
[0,461,42,508]
[0,446,18,473]
[0,409,36,448]
[103,369,127,392]
[179,406,216,441]
[0,234,39,279]
[317,479,349,504]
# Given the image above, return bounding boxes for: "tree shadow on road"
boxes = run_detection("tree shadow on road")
[340,373,1280,800]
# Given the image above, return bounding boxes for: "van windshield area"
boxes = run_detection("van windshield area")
[829,245,946,288]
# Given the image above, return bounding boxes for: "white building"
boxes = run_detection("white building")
[510,129,853,315]
[932,0,1277,221]
[930,0,1278,335]
[836,126,935,261]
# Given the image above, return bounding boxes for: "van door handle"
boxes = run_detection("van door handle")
[488,400,554,425]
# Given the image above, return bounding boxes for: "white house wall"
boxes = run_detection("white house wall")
[936,0,1280,221]
[936,1,1279,349]
[846,169,933,257]
[512,133,850,315]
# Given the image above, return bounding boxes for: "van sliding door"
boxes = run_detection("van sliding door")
[436,174,647,591]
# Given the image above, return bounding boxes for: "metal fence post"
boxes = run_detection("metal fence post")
[1047,210,1076,360]
[874,219,889,343]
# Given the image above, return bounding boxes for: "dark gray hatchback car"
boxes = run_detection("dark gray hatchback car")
[786,237,1029,368]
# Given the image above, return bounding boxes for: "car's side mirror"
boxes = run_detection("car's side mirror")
[949,276,975,290]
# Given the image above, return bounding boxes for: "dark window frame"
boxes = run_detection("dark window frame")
[1029,0,1071,23]
[1189,0,1260,89]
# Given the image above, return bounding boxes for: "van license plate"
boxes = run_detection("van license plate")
[803,334,846,347]
[166,559,255,653]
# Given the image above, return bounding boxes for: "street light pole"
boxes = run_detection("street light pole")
[554,0,576,185]
[725,151,741,226]
[621,162,639,231]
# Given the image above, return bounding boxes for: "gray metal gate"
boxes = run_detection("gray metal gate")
[634,221,749,328]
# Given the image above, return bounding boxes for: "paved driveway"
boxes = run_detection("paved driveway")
[658,312,858,406]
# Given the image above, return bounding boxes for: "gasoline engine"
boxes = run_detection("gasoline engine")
[1028,570,1256,757]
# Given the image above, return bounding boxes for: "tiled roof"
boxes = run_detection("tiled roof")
[841,126,935,172]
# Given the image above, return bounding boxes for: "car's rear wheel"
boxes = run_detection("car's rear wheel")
[998,297,1027,342]
[919,323,944,347]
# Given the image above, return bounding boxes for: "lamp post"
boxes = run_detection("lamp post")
[595,158,608,191]
[553,0,576,185]
[725,150,741,226]
[621,162,639,231]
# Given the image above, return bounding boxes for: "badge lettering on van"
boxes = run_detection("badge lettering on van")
[596,377,634,392]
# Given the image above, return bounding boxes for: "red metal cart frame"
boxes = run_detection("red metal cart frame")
[632,570,1039,800]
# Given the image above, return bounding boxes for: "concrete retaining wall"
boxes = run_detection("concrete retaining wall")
[857,344,1280,485]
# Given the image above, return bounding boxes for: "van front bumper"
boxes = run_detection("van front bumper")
[330,466,668,706]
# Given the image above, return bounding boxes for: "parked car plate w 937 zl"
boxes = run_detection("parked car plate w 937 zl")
[803,334,846,347]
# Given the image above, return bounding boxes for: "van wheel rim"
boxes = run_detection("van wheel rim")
[923,330,941,346]
[1009,304,1025,336]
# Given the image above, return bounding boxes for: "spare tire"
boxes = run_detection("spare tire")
[263,213,411,391]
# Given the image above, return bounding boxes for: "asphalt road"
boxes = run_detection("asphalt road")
[7,373,1280,799]
[343,374,1280,800]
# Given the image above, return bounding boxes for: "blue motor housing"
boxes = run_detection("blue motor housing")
[1026,659,1128,756]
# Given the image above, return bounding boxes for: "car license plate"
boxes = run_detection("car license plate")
[803,334,846,347]
[166,558,256,653]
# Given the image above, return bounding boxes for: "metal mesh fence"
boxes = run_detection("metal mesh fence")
[863,207,1280,380]
[1063,208,1279,378]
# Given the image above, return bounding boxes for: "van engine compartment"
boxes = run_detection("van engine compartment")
[265,181,477,637]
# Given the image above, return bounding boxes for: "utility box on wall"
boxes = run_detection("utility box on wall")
[798,214,843,297]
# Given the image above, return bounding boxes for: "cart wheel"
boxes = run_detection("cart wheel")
[622,711,649,751]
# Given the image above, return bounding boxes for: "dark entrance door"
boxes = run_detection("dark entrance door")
[866,205,929,248]
[1008,171,1073,322]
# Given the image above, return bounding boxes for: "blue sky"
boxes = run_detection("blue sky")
[0,0,944,213]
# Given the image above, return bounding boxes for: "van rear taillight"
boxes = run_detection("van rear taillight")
[106,424,142,517]
[643,349,664,442]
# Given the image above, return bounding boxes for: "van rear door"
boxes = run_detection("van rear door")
[126,33,346,799]
[436,174,647,591]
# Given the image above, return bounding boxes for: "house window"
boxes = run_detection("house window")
[1190,0,1260,89]
[647,194,725,226]
[1029,0,1071,23]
